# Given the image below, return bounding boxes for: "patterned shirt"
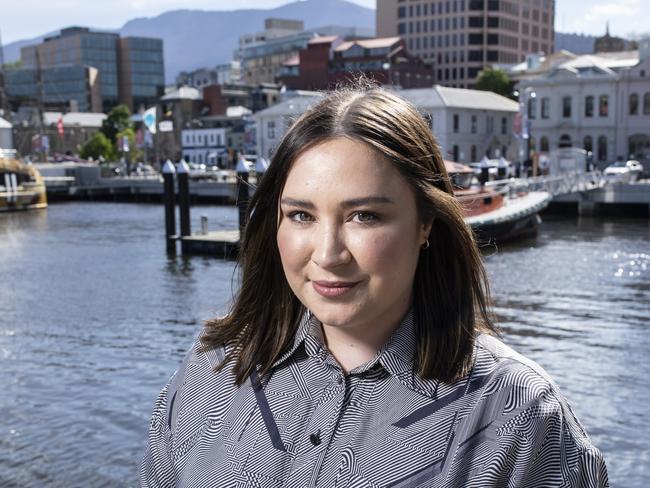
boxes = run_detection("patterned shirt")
[141,311,608,487]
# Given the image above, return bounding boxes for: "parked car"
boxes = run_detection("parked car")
[603,160,631,183]
[625,160,643,182]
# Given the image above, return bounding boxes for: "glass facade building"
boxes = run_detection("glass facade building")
[13,27,163,112]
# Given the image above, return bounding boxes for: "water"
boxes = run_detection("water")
[0,203,648,487]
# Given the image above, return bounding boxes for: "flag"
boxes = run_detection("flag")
[57,116,65,138]
[143,106,157,134]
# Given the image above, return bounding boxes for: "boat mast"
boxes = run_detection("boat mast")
[35,44,46,162]
[0,28,10,123]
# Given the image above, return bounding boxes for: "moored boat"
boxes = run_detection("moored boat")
[445,160,551,242]
[0,149,48,212]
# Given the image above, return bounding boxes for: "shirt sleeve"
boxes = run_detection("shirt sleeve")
[140,380,176,488]
[497,386,609,488]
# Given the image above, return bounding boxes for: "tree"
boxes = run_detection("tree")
[475,68,513,99]
[80,132,115,161]
[115,127,143,164]
[100,104,132,145]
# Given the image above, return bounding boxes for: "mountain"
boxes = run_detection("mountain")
[2,0,374,82]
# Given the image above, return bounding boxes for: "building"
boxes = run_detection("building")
[7,26,164,112]
[593,24,638,54]
[11,111,106,157]
[376,0,555,88]
[238,18,378,85]
[181,127,228,166]
[254,86,519,161]
[278,36,434,90]
[514,40,650,170]
[0,116,13,149]
[117,37,165,111]
[176,62,242,89]
[5,64,102,112]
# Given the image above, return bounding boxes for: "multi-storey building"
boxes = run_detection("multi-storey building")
[278,36,434,90]
[181,127,227,165]
[176,62,242,89]
[5,64,102,112]
[377,0,555,88]
[7,27,164,112]
[515,40,650,170]
[254,86,518,161]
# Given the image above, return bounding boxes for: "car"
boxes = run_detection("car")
[603,160,631,183]
[625,160,643,182]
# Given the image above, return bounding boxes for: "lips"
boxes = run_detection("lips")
[311,280,359,298]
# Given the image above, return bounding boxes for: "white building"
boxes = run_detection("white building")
[181,127,227,165]
[0,117,13,149]
[253,86,519,163]
[515,39,650,169]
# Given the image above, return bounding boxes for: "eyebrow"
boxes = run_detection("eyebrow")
[280,196,395,209]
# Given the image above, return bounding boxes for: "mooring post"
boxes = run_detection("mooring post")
[162,159,176,255]
[236,154,250,239]
[177,159,191,238]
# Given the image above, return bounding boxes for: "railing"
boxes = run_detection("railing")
[484,171,608,198]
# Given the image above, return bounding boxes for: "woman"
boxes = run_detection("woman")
[141,85,608,487]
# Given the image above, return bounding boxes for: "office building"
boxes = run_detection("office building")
[377,0,555,88]
[8,27,164,112]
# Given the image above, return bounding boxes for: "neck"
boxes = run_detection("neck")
[320,301,411,373]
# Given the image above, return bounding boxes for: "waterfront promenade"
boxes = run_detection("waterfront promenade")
[0,202,649,486]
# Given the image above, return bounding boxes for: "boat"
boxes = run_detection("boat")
[445,160,551,242]
[0,149,48,212]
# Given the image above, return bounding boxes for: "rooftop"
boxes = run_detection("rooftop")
[335,36,402,52]
[43,112,107,127]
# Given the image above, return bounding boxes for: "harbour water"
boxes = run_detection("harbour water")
[1,202,648,487]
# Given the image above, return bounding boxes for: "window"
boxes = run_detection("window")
[597,135,607,161]
[541,97,550,119]
[540,136,549,152]
[629,93,639,115]
[558,134,572,148]
[267,120,276,139]
[583,135,593,153]
[501,117,507,135]
[453,145,459,161]
[486,116,494,133]
[471,115,477,133]
[398,23,406,34]
[453,114,460,133]
[527,97,537,119]
[562,96,571,118]
[584,96,594,117]
[398,6,406,18]
[599,95,608,117]
[644,93,650,115]
[471,145,477,161]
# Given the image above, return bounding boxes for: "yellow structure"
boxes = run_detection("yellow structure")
[0,149,48,212]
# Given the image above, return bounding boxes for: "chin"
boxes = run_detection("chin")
[308,302,364,329]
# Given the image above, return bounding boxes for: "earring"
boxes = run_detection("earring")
[421,239,430,250]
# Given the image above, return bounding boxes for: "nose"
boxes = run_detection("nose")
[310,222,351,269]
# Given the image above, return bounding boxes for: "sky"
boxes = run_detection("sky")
[0,0,647,46]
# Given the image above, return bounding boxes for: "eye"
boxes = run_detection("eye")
[287,211,313,223]
[352,211,378,223]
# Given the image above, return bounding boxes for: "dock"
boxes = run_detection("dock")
[179,230,240,259]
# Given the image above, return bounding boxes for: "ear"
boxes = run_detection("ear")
[420,218,434,246]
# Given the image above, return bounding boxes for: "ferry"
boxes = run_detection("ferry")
[445,160,551,242]
[0,149,48,212]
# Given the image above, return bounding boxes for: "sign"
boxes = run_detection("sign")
[122,135,130,152]
[143,107,157,134]
[158,120,174,132]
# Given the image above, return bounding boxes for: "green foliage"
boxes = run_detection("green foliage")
[100,104,132,145]
[80,132,116,161]
[475,68,513,98]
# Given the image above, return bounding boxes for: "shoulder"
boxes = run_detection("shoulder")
[473,334,606,460]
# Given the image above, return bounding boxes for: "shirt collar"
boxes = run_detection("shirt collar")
[272,308,440,399]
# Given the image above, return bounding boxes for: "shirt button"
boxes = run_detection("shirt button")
[337,376,343,385]
[309,432,321,446]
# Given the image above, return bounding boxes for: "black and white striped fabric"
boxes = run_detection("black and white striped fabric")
[141,310,609,487]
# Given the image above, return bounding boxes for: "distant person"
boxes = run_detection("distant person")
[141,82,608,487]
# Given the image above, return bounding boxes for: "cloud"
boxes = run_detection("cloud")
[584,0,640,22]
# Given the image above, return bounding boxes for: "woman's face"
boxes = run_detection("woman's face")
[277,137,431,338]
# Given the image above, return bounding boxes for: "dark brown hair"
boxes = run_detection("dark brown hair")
[203,82,496,384]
